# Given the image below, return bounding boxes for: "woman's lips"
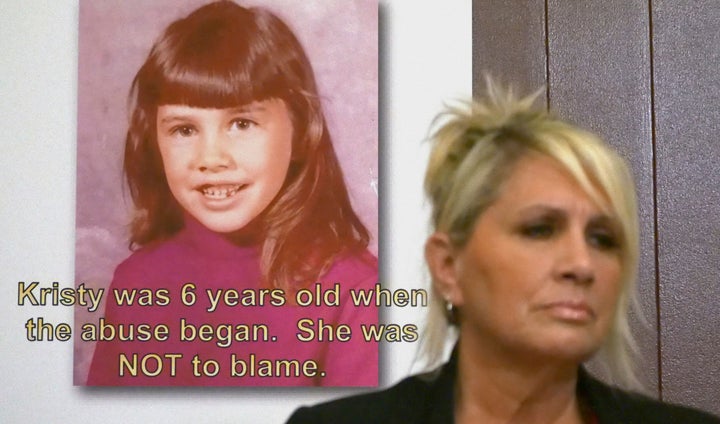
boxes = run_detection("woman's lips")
[539,301,595,322]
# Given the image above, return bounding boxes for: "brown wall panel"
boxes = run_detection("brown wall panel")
[652,0,720,413]
[472,0,720,414]
[547,0,659,392]
[472,0,546,96]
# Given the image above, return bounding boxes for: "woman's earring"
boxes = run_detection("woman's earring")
[445,299,459,325]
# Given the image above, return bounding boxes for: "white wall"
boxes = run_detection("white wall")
[0,1,470,422]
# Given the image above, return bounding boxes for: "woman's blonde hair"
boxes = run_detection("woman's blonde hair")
[422,80,641,389]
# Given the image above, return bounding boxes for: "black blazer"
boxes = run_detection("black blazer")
[286,353,720,424]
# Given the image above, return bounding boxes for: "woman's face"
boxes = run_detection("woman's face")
[448,154,623,362]
[156,98,293,233]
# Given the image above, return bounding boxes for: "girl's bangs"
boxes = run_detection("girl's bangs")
[155,59,289,108]
[142,4,303,109]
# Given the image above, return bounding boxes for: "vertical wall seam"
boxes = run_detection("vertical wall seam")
[647,0,663,400]
[471,0,477,96]
[544,0,551,109]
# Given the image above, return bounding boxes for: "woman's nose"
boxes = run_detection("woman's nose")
[556,230,595,285]
[195,133,233,172]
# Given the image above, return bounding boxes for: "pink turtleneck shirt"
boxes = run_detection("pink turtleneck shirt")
[86,217,378,386]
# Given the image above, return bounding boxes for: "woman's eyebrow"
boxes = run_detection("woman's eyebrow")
[588,214,618,227]
[515,205,565,217]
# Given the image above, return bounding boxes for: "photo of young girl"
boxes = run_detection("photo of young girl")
[75,0,378,386]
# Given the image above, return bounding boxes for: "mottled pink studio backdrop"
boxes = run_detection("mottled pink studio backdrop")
[74,0,377,384]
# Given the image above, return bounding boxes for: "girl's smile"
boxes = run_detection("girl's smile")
[156,99,293,234]
[198,183,246,200]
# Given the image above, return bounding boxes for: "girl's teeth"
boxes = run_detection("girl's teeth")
[202,185,241,199]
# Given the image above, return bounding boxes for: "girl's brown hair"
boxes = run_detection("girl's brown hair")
[124,0,370,290]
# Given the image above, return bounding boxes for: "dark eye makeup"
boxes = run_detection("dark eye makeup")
[516,211,621,251]
[586,220,620,250]
[519,220,557,239]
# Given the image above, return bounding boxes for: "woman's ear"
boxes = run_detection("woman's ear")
[425,232,464,307]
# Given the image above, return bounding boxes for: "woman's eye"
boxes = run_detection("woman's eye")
[231,118,256,130]
[520,223,555,239]
[588,230,619,250]
[171,125,195,137]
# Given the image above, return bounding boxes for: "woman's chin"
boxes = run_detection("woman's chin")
[525,331,603,364]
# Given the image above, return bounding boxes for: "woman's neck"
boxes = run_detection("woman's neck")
[454,333,586,424]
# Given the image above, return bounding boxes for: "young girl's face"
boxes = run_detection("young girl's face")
[156,98,293,234]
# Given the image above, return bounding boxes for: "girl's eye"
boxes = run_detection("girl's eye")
[520,223,555,239]
[171,125,196,137]
[231,118,256,130]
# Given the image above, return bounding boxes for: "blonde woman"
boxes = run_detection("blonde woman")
[287,84,720,423]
